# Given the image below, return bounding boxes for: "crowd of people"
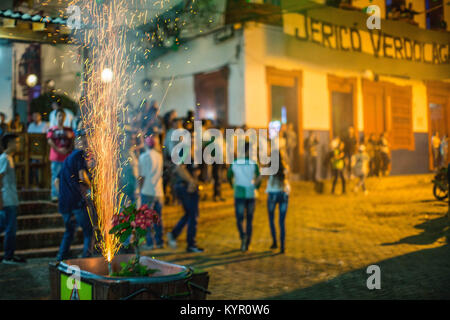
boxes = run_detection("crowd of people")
[0,98,401,264]
[0,99,292,264]
[304,126,392,195]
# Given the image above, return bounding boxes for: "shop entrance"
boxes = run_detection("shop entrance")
[427,81,450,169]
[194,66,229,126]
[331,92,354,138]
[266,67,303,175]
[327,75,358,140]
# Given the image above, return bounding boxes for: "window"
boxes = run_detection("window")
[426,0,445,30]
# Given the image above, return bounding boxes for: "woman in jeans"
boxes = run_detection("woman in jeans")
[266,151,290,254]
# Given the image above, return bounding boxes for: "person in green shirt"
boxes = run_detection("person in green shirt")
[227,141,262,252]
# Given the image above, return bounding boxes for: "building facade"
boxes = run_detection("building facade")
[145,0,450,177]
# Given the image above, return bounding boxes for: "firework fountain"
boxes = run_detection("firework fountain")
[73,0,131,266]
[48,0,212,299]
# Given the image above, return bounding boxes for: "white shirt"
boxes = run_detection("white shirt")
[139,148,164,197]
[0,153,19,207]
[27,121,49,133]
[49,108,74,128]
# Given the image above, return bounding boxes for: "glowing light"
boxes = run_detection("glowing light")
[26,74,38,87]
[101,68,114,83]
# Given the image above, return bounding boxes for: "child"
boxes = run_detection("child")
[352,145,370,195]
[228,141,262,252]
[0,134,26,264]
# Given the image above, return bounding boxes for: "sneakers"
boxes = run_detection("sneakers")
[2,256,27,265]
[167,232,177,249]
[241,235,248,252]
[187,246,204,253]
[156,243,164,249]
[270,242,278,249]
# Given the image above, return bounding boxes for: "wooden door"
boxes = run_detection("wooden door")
[327,75,358,140]
[427,81,450,169]
[194,66,229,126]
[362,80,386,138]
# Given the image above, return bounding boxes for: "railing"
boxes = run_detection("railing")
[14,133,51,189]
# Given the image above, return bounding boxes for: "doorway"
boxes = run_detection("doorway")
[327,75,358,140]
[331,92,354,138]
[194,66,229,126]
[427,81,450,169]
[266,67,303,175]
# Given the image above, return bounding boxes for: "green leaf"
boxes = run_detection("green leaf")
[110,222,131,234]
[138,237,146,246]
[119,228,132,243]
[136,228,147,238]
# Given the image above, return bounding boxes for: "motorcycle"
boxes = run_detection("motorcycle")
[432,166,448,201]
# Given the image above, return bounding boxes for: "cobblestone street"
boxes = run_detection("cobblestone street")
[1,174,449,299]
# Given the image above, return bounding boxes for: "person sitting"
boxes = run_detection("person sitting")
[8,113,24,133]
[27,112,49,134]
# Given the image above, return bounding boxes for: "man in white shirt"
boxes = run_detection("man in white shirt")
[27,112,49,134]
[49,101,74,128]
[0,134,26,264]
[139,135,164,249]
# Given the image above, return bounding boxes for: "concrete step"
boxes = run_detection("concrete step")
[18,201,58,215]
[0,244,83,260]
[18,189,51,202]
[3,185,239,259]
[0,228,83,251]
[17,213,63,231]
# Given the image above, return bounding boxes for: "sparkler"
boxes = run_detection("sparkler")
[70,0,138,263]
[60,0,193,265]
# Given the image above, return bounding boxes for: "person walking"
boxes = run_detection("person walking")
[432,131,441,170]
[266,151,290,254]
[352,145,370,195]
[166,135,204,253]
[304,131,319,181]
[440,134,448,168]
[285,123,297,173]
[228,141,262,252]
[331,141,346,194]
[0,134,26,264]
[139,135,164,249]
[343,126,357,179]
[54,132,94,261]
[47,109,74,201]
[379,132,390,176]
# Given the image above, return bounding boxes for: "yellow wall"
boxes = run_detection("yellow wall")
[244,23,431,134]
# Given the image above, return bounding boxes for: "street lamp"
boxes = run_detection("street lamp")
[26,74,38,87]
